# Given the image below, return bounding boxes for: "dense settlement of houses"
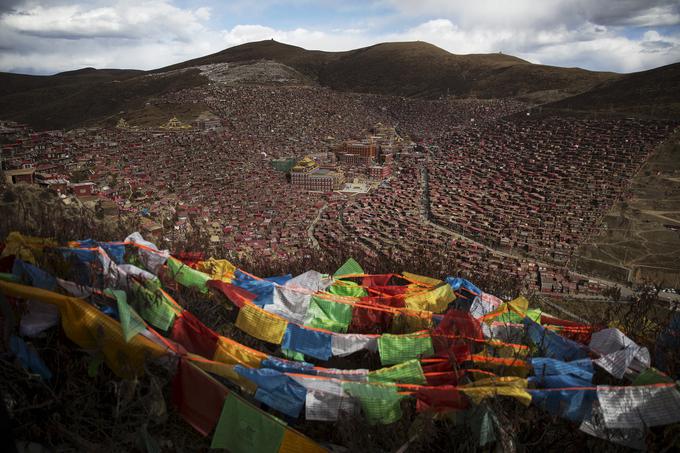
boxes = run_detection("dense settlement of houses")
[1,84,677,297]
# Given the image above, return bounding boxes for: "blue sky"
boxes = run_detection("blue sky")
[1,0,679,74]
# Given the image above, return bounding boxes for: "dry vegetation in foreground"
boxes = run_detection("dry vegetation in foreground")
[1,182,679,452]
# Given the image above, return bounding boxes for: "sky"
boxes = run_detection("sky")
[1,0,679,75]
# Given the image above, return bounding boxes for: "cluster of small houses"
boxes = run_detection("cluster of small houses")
[2,83,677,297]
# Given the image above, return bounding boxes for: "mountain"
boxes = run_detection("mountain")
[0,67,205,130]
[161,40,615,100]
[0,39,676,129]
[544,62,680,118]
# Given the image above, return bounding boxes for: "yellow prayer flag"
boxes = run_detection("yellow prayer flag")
[195,258,236,282]
[401,272,443,287]
[480,296,530,322]
[0,280,166,378]
[213,335,267,368]
[404,283,455,313]
[279,429,328,453]
[460,377,531,406]
[235,303,288,344]
[1,231,57,264]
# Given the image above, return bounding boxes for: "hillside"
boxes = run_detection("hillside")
[0,67,206,130]
[162,40,615,99]
[3,39,679,129]
[545,62,680,118]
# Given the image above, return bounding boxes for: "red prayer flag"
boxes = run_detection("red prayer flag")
[362,274,393,288]
[171,358,229,437]
[171,311,219,358]
[348,295,404,334]
[416,385,469,413]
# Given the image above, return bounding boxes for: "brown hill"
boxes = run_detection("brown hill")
[3,39,677,129]
[544,62,680,118]
[0,67,205,130]
[162,40,615,99]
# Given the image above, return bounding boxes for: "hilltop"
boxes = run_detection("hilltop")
[0,39,678,129]
[162,40,615,100]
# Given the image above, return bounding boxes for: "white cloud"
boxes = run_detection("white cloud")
[0,0,678,75]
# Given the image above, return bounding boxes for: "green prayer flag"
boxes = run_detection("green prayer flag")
[105,288,146,342]
[211,393,286,452]
[130,281,176,331]
[343,382,405,424]
[496,308,542,324]
[329,281,368,298]
[368,359,427,385]
[378,332,435,366]
[632,368,674,385]
[305,295,353,333]
[334,258,364,277]
[167,257,210,293]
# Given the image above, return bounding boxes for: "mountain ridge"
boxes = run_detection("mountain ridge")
[0,39,677,129]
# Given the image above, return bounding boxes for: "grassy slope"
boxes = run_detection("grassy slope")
[544,62,680,118]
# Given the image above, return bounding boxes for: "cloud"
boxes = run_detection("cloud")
[0,0,678,75]
[386,0,680,28]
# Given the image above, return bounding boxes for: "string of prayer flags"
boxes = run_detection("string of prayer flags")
[211,392,286,452]
[213,336,267,368]
[166,257,210,293]
[268,286,313,324]
[0,280,167,378]
[290,376,358,422]
[632,368,674,386]
[281,323,333,361]
[402,271,442,287]
[129,281,177,332]
[104,288,146,343]
[523,317,588,362]
[378,331,434,365]
[368,359,426,384]
[331,333,378,357]
[342,381,405,424]
[415,385,469,413]
[460,377,532,406]
[404,282,455,313]
[596,384,680,429]
[234,366,307,418]
[207,279,256,308]
[12,259,57,291]
[232,270,277,306]
[530,387,596,422]
[1,232,56,265]
[531,357,594,382]
[579,402,646,450]
[171,358,229,437]
[195,258,236,281]
[305,295,352,332]
[589,328,650,379]
[171,310,219,358]
[286,270,333,292]
[236,303,288,344]
[124,232,169,274]
[278,429,328,453]
[334,258,364,277]
[328,280,368,298]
